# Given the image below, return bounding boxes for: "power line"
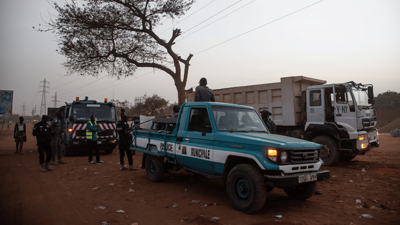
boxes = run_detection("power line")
[180,0,256,41]
[157,0,217,36]
[194,0,324,55]
[184,0,243,33]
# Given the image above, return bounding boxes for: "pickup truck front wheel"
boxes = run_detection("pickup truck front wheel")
[145,155,165,182]
[226,164,267,214]
[283,181,317,200]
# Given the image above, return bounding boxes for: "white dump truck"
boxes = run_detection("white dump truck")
[186,76,379,166]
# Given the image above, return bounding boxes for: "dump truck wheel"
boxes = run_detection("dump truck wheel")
[226,164,267,214]
[145,155,165,182]
[283,181,317,200]
[312,136,339,166]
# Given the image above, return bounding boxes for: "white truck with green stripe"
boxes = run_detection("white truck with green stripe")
[131,102,330,214]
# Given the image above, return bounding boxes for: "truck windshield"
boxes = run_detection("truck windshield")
[212,106,268,132]
[352,88,370,107]
[71,104,116,122]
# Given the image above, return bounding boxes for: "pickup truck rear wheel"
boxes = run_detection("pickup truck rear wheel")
[283,181,317,200]
[145,155,165,182]
[226,164,267,214]
[312,136,339,166]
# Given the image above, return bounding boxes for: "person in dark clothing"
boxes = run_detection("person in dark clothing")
[14,116,26,155]
[86,115,103,164]
[172,105,180,118]
[117,116,138,171]
[260,110,277,134]
[195,78,215,102]
[32,115,53,172]
[49,112,66,165]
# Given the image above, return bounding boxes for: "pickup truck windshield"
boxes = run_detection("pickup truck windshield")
[212,106,268,132]
[71,104,116,122]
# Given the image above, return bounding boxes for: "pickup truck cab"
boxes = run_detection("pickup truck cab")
[131,102,330,213]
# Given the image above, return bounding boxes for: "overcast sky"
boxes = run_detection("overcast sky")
[1,0,399,116]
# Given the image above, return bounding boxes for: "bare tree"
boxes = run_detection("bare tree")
[40,0,195,105]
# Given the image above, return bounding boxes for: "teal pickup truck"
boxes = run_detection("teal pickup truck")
[131,102,330,214]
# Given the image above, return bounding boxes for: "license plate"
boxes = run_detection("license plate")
[97,141,102,144]
[298,173,317,183]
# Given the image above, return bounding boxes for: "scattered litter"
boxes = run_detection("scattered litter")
[373,200,378,203]
[117,162,120,164]
[84,168,87,170]
[94,172,98,175]
[361,168,367,172]
[172,204,178,208]
[184,189,187,191]
[361,214,373,219]
[355,206,363,209]
[116,210,125,213]
[93,187,99,190]
[356,199,362,204]
[274,220,281,222]
[349,180,353,183]
[314,190,322,195]
[129,188,135,193]
[192,200,200,204]
[29,150,33,153]
[210,217,220,222]
[363,203,370,209]
[101,222,110,225]
[275,215,282,218]
[130,181,134,185]
[332,175,337,178]
[109,183,114,186]
[131,223,138,225]
[96,206,106,209]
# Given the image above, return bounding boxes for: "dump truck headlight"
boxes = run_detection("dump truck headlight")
[358,134,367,141]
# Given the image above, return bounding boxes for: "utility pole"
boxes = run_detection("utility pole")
[40,78,50,116]
[21,103,26,116]
[31,106,37,116]
[52,92,60,108]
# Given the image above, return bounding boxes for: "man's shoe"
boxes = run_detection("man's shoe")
[58,160,66,164]
[19,152,23,155]
[51,160,59,165]
[120,165,127,171]
[45,163,53,171]
[97,160,104,164]
[129,165,138,171]
[89,161,95,164]
[40,164,46,172]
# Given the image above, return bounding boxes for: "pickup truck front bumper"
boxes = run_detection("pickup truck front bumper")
[264,170,330,188]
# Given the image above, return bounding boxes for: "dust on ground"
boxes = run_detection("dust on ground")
[0,125,399,225]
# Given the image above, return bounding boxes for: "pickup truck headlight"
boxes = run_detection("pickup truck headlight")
[280,151,287,163]
[267,149,277,162]
[314,150,318,160]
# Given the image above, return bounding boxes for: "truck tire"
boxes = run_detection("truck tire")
[283,181,317,200]
[226,164,267,214]
[340,155,357,161]
[145,155,165,182]
[312,136,339,166]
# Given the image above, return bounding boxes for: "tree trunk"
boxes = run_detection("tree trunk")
[175,79,186,106]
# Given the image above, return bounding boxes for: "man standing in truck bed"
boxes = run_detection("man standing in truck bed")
[195,78,215,102]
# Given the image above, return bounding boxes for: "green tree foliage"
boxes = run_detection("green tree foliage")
[373,91,400,109]
[133,94,169,116]
[40,0,195,106]
[110,99,132,118]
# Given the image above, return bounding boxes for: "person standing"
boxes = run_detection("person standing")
[49,112,66,165]
[86,115,103,164]
[195,78,215,102]
[117,116,138,171]
[32,115,53,172]
[14,117,26,155]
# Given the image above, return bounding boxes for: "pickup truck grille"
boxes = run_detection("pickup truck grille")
[289,149,319,164]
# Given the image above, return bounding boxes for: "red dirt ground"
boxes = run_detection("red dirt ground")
[0,124,399,225]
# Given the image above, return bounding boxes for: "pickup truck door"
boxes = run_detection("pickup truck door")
[176,107,214,173]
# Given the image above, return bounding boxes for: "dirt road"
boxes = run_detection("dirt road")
[0,124,399,225]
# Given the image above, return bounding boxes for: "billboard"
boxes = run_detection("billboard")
[0,90,13,115]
